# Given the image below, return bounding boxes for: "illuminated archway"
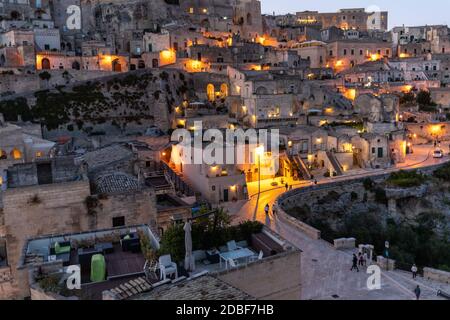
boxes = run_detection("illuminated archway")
[220,83,228,98]
[0,149,7,160]
[41,58,50,70]
[10,148,22,160]
[207,83,215,102]
[112,59,122,72]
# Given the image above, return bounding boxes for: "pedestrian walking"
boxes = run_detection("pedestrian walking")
[272,203,277,217]
[411,264,418,279]
[314,179,318,185]
[362,252,368,266]
[414,285,421,300]
[350,254,359,272]
[285,183,288,191]
[358,253,364,267]
[264,203,270,216]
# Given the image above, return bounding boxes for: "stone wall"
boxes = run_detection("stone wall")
[276,206,321,240]
[96,190,157,230]
[2,180,91,298]
[376,256,395,271]
[0,69,116,96]
[423,267,450,284]
[334,238,356,250]
[217,249,302,300]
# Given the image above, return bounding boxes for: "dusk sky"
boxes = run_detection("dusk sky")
[261,0,450,30]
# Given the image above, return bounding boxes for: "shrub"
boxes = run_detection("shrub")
[433,163,450,181]
[386,170,426,188]
[374,187,387,205]
[363,178,374,191]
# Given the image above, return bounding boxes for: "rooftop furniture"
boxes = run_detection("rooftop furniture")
[78,247,102,272]
[90,254,106,283]
[158,254,178,280]
[49,241,71,255]
[236,240,249,248]
[54,241,71,255]
[95,242,114,255]
[251,233,284,257]
[249,250,264,262]
[206,249,220,264]
[219,248,255,270]
[228,258,239,268]
[120,233,140,252]
[218,246,228,253]
[226,240,241,252]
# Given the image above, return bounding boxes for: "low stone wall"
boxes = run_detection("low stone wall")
[334,238,356,250]
[276,207,321,240]
[423,267,450,284]
[376,256,395,271]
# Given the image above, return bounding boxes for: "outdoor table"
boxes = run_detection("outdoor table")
[219,248,255,269]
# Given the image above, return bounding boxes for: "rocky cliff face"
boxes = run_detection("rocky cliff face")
[287,178,450,233]
[0,69,196,140]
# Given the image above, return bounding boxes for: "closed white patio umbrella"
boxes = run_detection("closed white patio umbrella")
[184,221,195,272]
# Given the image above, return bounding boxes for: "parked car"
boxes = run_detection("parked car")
[433,149,444,158]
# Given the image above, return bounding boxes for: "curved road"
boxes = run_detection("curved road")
[225,144,450,300]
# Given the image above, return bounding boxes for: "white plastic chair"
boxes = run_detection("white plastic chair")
[227,240,241,251]
[159,254,178,280]
[249,250,264,262]
[228,258,239,269]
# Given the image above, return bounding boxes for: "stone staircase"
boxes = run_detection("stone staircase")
[289,154,312,180]
[325,151,343,176]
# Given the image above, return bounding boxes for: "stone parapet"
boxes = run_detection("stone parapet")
[334,238,356,250]
[423,267,450,284]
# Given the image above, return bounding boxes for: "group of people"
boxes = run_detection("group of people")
[264,203,277,217]
[350,252,368,272]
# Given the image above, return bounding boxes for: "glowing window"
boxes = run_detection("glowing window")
[11,148,22,160]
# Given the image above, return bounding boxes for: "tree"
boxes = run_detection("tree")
[39,71,51,82]
[416,90,437,111]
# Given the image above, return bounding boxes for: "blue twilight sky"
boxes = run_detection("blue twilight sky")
[261,0,450,30]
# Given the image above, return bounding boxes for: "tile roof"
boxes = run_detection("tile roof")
[94,172,139,194]
[131,274,254,301]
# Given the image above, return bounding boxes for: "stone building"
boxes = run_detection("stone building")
[327,39,393,72]
[295,8,388,32]
[0,29,35,67]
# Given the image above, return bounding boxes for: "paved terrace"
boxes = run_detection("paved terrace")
[223,144,450,300]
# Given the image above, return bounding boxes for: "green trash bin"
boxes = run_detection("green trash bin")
[90,254,106,283]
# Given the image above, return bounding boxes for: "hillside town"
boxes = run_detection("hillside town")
[0,0,450,301]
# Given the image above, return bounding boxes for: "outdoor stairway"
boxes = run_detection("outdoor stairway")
[325,151,343,176]
[289,155,312,180]
[107,277,153,300]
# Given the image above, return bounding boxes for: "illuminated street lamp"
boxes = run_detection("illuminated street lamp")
[255,144,265,196]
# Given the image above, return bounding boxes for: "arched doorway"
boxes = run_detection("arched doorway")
[72,61,80,70]
[112,59,122,72]
[138,60,145,69]
[10,11,21,20]
[10,148,22,160]
[247,13,252,25]
[0,149,7,160]
[152,59,159,68]
[207,84,215,102]
[220,83,228,98]
[41,58,50,70]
